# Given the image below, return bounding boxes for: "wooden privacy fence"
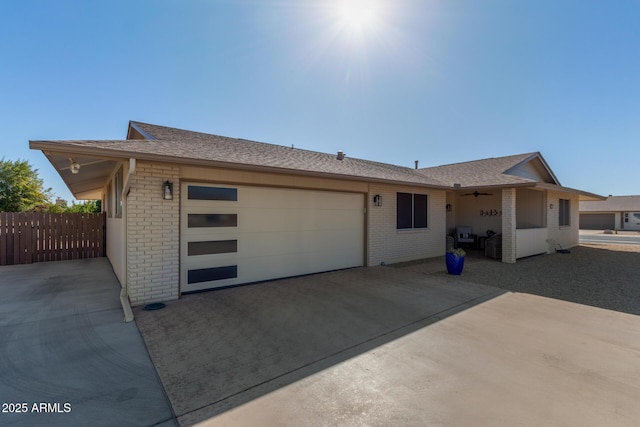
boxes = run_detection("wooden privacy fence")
[0,212,106,265]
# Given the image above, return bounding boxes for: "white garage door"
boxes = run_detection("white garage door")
[180,183,365,293]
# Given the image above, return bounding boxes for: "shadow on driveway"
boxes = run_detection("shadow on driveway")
[135,263,503,424]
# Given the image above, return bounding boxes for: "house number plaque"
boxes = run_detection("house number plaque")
[480,209,502,216]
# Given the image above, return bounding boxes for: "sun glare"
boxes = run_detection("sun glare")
[314,0,394,85]
[334,0,381,33]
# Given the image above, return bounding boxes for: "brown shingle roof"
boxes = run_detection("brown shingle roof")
[32,122,602,201]
[33,121,449,188]
[417,153,541,187]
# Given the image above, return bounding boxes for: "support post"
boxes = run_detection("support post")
[502,188,517,263]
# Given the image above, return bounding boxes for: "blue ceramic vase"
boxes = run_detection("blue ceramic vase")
[445,252,465,275]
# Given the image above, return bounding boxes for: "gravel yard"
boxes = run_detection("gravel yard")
[460,243,640,315]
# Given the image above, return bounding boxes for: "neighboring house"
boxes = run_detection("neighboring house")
[580,196,640,231]
[30,121,603,307]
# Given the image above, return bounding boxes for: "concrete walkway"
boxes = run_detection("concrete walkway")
[0,258,175,427]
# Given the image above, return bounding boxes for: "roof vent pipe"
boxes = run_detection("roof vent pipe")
[337,150,345,160]
[414,160,419,169]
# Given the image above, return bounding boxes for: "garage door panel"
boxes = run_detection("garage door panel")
[187,252,238,268]
[185,200,239,209]
[183,243,362,291]
[184,228,239,240]
[181,183,364,293]
[184,271,239,290]
[183,207,238,218]
[237,229,362,258]
[239,209,362,233]
[235,250,360,284]
[238,187,360,210]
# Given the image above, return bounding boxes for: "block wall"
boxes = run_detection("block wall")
[126,162,180,306]
[368,184,446,266]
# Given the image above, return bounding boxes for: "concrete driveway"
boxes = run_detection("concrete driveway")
[135,255,640,426]
[0,258,175,427]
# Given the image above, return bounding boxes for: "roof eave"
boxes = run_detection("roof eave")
[534,182,605,201]
[31,142,126,199]
[30,140,452,191]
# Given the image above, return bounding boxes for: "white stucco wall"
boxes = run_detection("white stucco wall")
[546,190,580,251]
[516,228,549,258]
[106,216,124,285]
[454,192,502,237]
[104,161,129,287]
[368,184,446,266]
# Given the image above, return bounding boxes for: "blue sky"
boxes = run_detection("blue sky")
[1,0,639,201]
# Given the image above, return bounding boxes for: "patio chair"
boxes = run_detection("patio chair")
[455,226,475,248]
[485,233,502,259]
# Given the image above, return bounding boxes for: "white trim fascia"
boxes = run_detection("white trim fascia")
[127,121,158,140]
[532,153,561,186]
[120,158,136,323]
[534,182,605,201]
[505,152,561,186]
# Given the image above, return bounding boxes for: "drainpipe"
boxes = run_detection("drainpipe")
[120,158,136,322]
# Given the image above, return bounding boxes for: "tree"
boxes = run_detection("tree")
[0,159,52,212]
[65,200,101,213]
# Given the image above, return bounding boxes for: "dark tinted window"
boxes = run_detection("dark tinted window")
[414,194,428,228]
[188,186,237,201]
[397,192,413,229]
[188,265,237,284]
[188,214,237,228]
[188,240,237,256]
[397,192,428,229]
[559,199,570,226]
